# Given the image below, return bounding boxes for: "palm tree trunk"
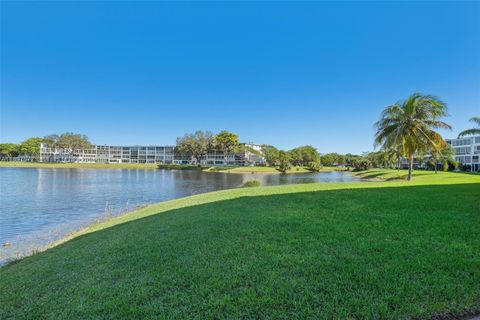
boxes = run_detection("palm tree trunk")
[434,161,438,174]
[408,155,414,181]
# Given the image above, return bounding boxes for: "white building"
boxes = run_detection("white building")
[173,143,266,166]
[446,135,480,172]
[39,142,266,166]
[40,144,175,164]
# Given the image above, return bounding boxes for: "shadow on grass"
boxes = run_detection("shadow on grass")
[1,183,479,319]
[355,171,402,180]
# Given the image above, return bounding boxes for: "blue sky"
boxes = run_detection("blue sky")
[1,1,479,154]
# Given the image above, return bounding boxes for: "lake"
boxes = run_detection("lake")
[0,168,360,263]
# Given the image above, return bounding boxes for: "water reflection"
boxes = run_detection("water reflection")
[0,168,359,262]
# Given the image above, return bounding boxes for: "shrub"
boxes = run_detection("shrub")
[352,158,373,171]
[243,180,261,187]
[157,164,201,170]
[307,161,322,172]
[277,151,292,173]
[442,162,449,172]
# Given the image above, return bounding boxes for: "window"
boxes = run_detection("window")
[454,147,470,155]
[452,138,471,147]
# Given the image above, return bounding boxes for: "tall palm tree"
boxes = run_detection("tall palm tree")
[458,116,480,138]
[374,93,452,181]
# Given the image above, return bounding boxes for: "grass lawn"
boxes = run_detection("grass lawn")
[1,170,479,319]
[354,168,479,181]
[0,161,160,170]
[214,166,339,174]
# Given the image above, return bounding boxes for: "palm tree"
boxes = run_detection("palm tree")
[374,93,452,181]
[458,116,480,138]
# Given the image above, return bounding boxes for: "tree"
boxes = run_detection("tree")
[307,160,322,172]
[289,145,320,167]
[176,130,214,165]
[277,151,292,173]
[367,149,398,169]
[336,154,346,167]
[428,144,456,174]
[458,116,480,138]
[352,157,373,171]
[56,133,91,151]
[320,153,339,166]
[374,93,451,181]
[19,137,46,160]
[345,153,361,167]
[0,143,19,159]
[213,130,239,165]
[261,145,280,166]
[43,134,60,147]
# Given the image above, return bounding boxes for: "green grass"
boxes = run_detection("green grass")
[157,163,203,170]
[354,168,479,181]
[0,161,160,170]
[1,171,479,319]
[0,162,345,174]
[215,166,339,174]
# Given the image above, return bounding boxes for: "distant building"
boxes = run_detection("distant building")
[173,143,265,166]
[446,135,480,172]
[40,144,175,164]
[39,142,266,166]
[397,135,480,172]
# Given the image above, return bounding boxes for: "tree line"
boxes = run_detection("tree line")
[176,130,377,173]
[2,104,477,176]
[0,133,91,160]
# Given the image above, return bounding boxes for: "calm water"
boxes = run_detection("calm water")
[0,168,359,262]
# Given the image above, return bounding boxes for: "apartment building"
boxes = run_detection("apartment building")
[446,135,480,172]
[39,143,266,166]
[39,144,175,164]
[173,143,265,166]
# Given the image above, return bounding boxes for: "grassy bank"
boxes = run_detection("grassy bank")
[0,162,340,174]
[354,168,479,181]
[212,166,341,174]
[1,171,479,319]
[0,161,348,175]
[0,161,160,170]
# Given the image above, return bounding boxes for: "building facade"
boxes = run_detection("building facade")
[446,135,480,172]
[40,144,175,164]
[39,143,266,166]
[173,143,265,166]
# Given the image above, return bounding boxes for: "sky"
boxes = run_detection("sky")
[1,1,479,154]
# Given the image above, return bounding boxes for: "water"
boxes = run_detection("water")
[0,168,359,262]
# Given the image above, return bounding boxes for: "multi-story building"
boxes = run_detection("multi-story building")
[39,142,266,166]
[446,135,480,172]
[39,144,175,164]
[173,143,265,166]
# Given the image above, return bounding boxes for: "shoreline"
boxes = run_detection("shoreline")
[3,169,473,266]
[0,161,160,170]
[0,161,346,174]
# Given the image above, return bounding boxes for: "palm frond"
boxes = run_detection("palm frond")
[469,116,480,125]
[458,128,480,138]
